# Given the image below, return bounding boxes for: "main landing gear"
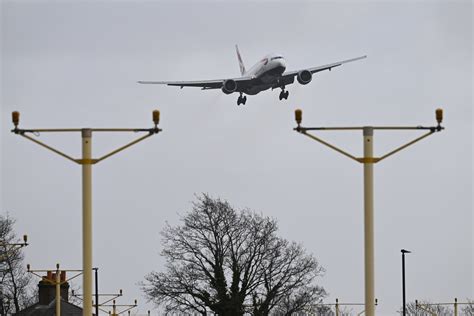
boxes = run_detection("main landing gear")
[279,88,289,101]
[237,93,247,106]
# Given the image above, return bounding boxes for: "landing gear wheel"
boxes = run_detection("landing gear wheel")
[279,90,289,101]
[237,95,247,106]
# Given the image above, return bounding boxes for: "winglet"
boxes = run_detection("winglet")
[235,45,246,76]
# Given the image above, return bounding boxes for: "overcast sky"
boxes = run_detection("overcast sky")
[1,1,472,315]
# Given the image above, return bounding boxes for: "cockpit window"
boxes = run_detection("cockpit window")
[271,56,283,60]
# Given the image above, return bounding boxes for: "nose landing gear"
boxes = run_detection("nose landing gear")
[237,93,247,106]
[279,88,289,101]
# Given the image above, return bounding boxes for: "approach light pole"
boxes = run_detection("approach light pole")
[72,286,124,316]
[27,263,83,316]
[401,249,411,316]
[293,108,444,316]
[11,110,161,316]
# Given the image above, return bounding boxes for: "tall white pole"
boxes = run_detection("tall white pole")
[363,127,375,316]
[82,129,92,316]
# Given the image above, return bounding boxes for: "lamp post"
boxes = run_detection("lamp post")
[102,299,138,316]
[401,249,411,316]
[11,110,161,316]
[293,108,444,316]
[27,263,83,316]
[73,287,123,316]
[0,234,28,262]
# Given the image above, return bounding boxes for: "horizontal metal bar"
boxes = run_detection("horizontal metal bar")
[15,128,82,133]
[0,242,27,247]
[12,127,160,133]
[90,128,160,132]
[298,126,442,132]
[422,302,471,305]
[299,127,364,131]
[372,126,441,130]
[28,269,82,272]
[311,303,372,306]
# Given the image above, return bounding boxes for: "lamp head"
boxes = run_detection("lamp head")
[295,109,302,126]
[12,111,20,128]
[401,249,411,254]
[436,108,443,124]
[152,110,160,126]
[435,108,444,131]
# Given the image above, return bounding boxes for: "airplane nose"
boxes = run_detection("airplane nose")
[278,59,286,71]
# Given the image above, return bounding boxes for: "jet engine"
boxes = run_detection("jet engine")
[297,70,312,85]
[222,79,238,94]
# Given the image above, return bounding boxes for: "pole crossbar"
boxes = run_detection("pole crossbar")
[12,127,162,133]
[296,125,443,132]
[296,128,440,164]
[14,128,160,165]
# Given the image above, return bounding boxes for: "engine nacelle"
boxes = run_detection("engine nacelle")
[297,70,312,85]
[222,79,238,94]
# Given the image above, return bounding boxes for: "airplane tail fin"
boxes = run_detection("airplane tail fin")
[235,45,246,76]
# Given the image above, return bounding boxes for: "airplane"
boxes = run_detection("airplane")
[138,46,366,106]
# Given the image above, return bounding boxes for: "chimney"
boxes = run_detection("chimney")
[38,271,70,305]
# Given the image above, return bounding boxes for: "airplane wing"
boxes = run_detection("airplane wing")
[281,55,367,81]
[138,76,253,90]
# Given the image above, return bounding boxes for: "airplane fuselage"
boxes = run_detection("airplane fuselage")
[242,54,287,95]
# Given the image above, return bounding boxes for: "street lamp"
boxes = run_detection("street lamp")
[401,249,411,316]
[293,108,444,316]
[11,110,161,316]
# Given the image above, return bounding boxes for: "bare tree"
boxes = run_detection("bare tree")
[143,194,326,315]
[462,299,474,316]
[0,214,34,315]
